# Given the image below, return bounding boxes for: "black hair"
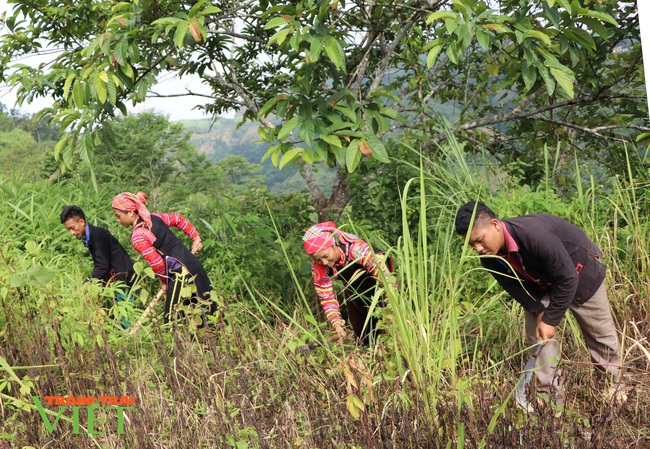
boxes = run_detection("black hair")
[454,201,498,235]
[60,205,85,223]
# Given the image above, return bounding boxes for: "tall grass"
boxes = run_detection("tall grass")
[0,134,649,449]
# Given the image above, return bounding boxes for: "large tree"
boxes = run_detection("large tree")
[0,0,646,219]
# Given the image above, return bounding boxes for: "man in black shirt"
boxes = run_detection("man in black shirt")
[455,201,622,407]
[61,205,135,286]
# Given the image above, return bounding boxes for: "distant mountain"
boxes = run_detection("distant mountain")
[177,116,336,194]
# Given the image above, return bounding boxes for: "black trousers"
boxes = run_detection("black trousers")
[164,263,215,324]
[338,257,392,345]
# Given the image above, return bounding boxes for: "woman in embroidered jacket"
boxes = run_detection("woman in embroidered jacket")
[303,222,395,345]
[112,191,214,323]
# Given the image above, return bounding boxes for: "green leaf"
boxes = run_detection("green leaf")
[25,241,40,255]
[114,41,129,66]
[72,80,84,108]
[314,140,329,160]
[268,28,292,46]
[320,134,342,148]
[277,117,302,141]
[364,133,388,162]
[524,30,551,46]
[334,104,358,122]
[542,1,561,27]
[476,29,490,50]
[10,275,26,288]
[264,16,288,30]
[63,74,75,101]
[635,133,650,144]
[555,0,573,14]
[345,140,361,173]
[279,148,301,169]
[120,63,134,79]
[95,75,107,104]
[309,37,324,62]
[579,17,609,39]
[577,8,618,26]
[549,66,574,97]
[271,148,280,167]
[537,63,555,95]
[379,107,406,124]
[261,144,279,163]
[426,10,457,24]
[189,0,208,17]
[324,36,345,69]
[174,21,189,48]
[427,43,445,68]
[301,148,317,164]
[258,94,285,118]
[27,265,54,286]
[151,17,183,26]
[106,78,117,105]
[486,63,499,76]
[444,17,458,34]
[446,41,459,65]
[199,6,222,16]
[521,62,537,91]
[54,135,69,159]
[564,27,596,52]
[301,118,315,146]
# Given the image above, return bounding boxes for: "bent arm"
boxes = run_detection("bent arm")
[132,228,166,282]
[156,213,199,240]
[351,240,398,289]
[312,262,344,328]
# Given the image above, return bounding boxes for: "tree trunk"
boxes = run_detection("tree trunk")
[299,164,350,222]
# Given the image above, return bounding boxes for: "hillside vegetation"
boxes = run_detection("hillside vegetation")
[0,126,648,447]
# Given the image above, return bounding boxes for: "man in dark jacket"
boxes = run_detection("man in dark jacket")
[61,205,135,286]
[455,201,621,406]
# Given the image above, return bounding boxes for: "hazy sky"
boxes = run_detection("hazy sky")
[0,0,215,121]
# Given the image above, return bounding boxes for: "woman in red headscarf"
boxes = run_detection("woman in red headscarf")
[112,191,215,324]
[303,222,396,345]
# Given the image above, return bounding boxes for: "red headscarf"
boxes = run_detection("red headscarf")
[112,192,152,228]
[302,221,337,255]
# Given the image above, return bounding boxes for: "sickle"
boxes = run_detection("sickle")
[515,343,543,411]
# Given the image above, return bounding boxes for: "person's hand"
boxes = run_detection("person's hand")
[535,312,557,344]
[160,280,167,294]
[191,236,203,254]
[333,322,348,341]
